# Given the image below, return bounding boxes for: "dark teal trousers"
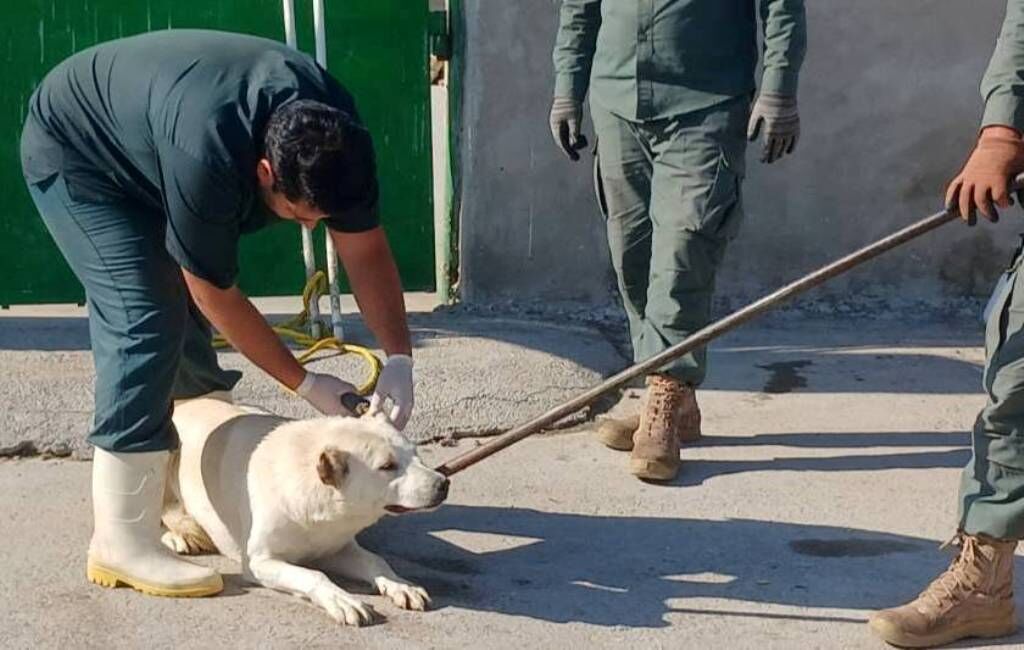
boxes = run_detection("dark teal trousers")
[959,240,1024,539]
[26,173,241,452]
[592,96,748,386]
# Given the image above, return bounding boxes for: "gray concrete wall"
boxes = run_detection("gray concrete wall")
[457,0,1018,311]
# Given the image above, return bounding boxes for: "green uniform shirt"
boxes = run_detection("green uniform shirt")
[553,0,807,121]
[982,0,1024,129]
[20,29,379,289]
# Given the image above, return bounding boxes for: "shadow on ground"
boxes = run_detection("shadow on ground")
[361,505,1021,639]
[667,449,970,487]
[702,431,970,449]
[666,430,971,486]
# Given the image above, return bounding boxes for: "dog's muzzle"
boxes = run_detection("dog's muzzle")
[385,477,449,514]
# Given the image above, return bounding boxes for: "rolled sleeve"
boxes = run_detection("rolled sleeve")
[158,142,244,289]
[981,1,1024,130]
[983,92,1024,130]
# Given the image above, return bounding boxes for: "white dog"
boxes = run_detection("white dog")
[162,396,449,626]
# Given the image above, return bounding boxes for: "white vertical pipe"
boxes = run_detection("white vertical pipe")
[282,0,296,48]
[301,227,322,339]
[283,0,322,338]
[314,0,345,341]
[324,232,344,340]
[313,0,328,67]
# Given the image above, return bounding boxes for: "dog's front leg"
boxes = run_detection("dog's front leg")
[247,554,377,626]
[318,541,431,611]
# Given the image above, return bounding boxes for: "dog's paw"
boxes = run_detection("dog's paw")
[161,530,212,556]
[313,586,377,626]
[161,531,192,555]
[377,578,431,611]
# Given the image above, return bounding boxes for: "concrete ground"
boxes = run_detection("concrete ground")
[0,295,622,455]
[2,304,1022,649]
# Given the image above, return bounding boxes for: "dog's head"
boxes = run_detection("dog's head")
[314,413,449,516]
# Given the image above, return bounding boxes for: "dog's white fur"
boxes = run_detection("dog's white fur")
[162,397,448,625]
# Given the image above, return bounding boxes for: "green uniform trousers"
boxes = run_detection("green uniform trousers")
[960,238,1024,539]
[592,96,748,385]
[26,172,241,453]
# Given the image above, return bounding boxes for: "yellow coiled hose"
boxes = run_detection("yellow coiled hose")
[212,271,382,395]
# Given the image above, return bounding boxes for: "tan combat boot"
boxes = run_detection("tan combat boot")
[868,533,1017,648]
[597,384,701,452]
[629,375,699,480]
[596,414,640,451]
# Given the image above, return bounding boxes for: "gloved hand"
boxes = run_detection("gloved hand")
[946,127,1024,225]
[370,354,414,430]
[549,97,588,161]
[295,371,359,416]
[747,93,800,164]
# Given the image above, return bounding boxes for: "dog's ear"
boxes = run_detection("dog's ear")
[317,447,350,488]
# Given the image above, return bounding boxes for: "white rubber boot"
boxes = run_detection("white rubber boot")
[87,448,223,597]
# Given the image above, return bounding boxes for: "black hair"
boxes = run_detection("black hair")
[261,99,377,215]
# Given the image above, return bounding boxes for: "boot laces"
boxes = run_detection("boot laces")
[648,379,685,426]
[919,534,982,610]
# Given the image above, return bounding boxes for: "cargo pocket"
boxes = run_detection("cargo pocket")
[981,237,1024,472]
[1000,243,1024,336]
[697,146,744,242]
[985,237,1024,386]
[593,144,609,221]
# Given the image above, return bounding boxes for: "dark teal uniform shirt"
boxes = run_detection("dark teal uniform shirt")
[20,29,379,289]
[982,0,1024,129]
[553,0,807,121]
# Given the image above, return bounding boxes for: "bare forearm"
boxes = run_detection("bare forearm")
[351,262,411,357]
[182,270,305,389]
[982,125,1022,140]
[330,228,411,357]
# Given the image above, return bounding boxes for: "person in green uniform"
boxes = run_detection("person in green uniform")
[549,1,806,481]
[869,3,1024,647]
[20,29,415,598]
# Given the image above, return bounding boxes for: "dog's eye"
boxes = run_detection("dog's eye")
[379,459,398,472]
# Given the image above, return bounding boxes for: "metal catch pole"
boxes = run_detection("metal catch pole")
[435,177,1024,477]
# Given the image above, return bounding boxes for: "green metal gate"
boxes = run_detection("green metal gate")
[0,0,435,305]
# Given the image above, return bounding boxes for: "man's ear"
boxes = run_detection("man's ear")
[256,158,275,189]
[317,447,350,488]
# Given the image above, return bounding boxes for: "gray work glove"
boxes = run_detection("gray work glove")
[549,97,589,161]
[747,93,800,164]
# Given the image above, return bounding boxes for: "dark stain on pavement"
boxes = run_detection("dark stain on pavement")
[789,538,921,558]
[757,360,813,394]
